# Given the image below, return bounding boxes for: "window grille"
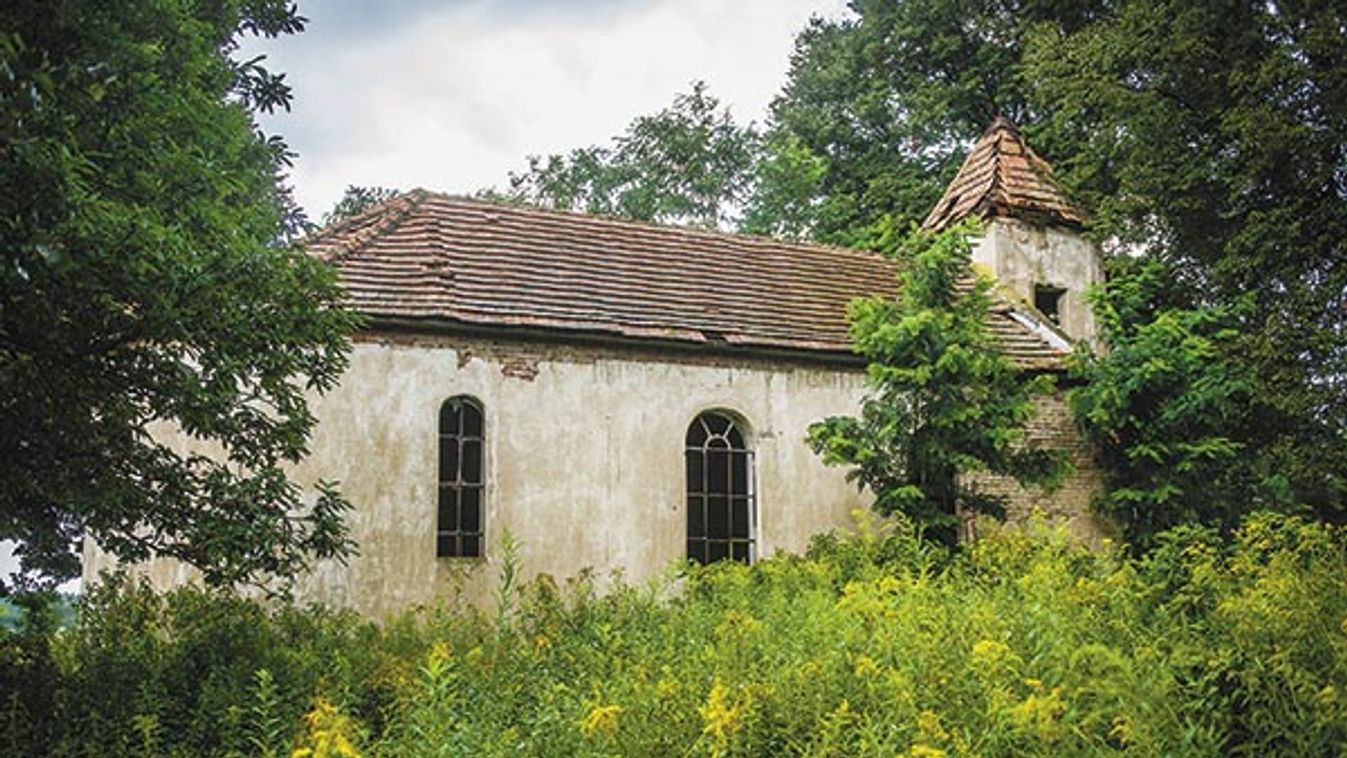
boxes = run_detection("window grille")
[437,396,484,558]
[685,412,755,564]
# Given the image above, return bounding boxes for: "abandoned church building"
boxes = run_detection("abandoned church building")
[84,118,1109,614]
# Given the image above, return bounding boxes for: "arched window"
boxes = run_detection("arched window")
[685,411,755,564]
[438,396,484,558]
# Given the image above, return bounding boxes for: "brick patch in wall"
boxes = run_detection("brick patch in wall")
[964,392,1114,545]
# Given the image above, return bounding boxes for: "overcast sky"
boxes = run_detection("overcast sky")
[3,0,853,591]
[244,0,852,219]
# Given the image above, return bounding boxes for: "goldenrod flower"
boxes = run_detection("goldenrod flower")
[700,679,751,758]
[290,698,362,758]
[579,702,623,741]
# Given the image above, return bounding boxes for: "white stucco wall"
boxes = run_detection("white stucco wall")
[973,218,1104,344]
[85,333,875,615]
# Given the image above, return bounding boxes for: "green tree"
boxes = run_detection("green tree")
[744,0,1105,244]
[502,81,761,229]
[322,185,399,227]
[809,224,1066,545]
[1024,0,1347,512]
[0,1,358,591]
[762,0,1347,523]
[1069,261,1270,546]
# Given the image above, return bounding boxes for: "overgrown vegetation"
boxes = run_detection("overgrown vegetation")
[810,223,1066,544]
[1068,261,1273,546]
[4,512,1346,756]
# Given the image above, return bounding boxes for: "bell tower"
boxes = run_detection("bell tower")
[922,116,1102,345]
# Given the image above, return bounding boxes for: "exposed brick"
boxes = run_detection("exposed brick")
[964,392,1112,544]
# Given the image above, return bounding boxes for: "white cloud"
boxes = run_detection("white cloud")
[245,0,852,218]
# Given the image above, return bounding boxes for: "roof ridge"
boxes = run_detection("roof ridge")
[921,116,1085,232]
[413,191,888,266]
[304,189,413,249]
[314,183,1071,370]
[983,129,1007,215]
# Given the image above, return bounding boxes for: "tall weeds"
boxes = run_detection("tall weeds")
[3,512,1345,756]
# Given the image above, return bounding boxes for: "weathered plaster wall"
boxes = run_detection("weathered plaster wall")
[972,218,1104,344]
[83,335,1111,613]
[87,335,878,615]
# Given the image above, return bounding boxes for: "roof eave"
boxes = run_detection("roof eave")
[353,315,1069,375]
[356,315,872,369]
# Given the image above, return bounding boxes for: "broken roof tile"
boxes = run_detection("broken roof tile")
[922,115,1086,232]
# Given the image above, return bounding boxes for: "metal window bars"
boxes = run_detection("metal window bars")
[685,412,756,564]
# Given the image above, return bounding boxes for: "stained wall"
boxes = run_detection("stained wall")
[972,218,1105,344]
[86,334,877,615]
[83,333,1111,614]
[964,391,1113,545]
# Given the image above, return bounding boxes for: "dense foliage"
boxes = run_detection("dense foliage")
[753,0,1347,520]
[1068,261,1274,545]
[744,0,1106,244]
[499,81,761,229]
[1025,0,1347,517]
[3,513,1345,756]
[0,1,359,591]
[810,224,1065,544]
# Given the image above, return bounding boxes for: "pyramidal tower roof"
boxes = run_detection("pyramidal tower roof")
[921,116,1086,232]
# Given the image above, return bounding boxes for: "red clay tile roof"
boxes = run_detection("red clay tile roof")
[922,116,1086,232]
[306,191,1069,370]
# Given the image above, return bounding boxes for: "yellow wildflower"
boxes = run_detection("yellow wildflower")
[1109,715,1134,747]
[578,702,623,741]
[854,654,880,678]
[422,641,453,683]
[716,609,762,639]
[1009,687,1066,743]
[700,678,751,758]
[290,698,362,758]
[969,638,1020,682]
[916,709,949,742]
[970,639,1013,666]
[428,641,451,666]
[656,676,680,699]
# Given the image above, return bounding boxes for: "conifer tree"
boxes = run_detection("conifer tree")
[809,224,1066,544]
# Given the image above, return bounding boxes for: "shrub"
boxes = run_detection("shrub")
[3,512,1345,756]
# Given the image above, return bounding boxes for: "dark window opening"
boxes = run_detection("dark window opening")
[438,396,484,558]
[685,412,754,565]
[1034,284,1067,325]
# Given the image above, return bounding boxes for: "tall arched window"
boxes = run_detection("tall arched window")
[438,396,484,558]
[685,411,755,564]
